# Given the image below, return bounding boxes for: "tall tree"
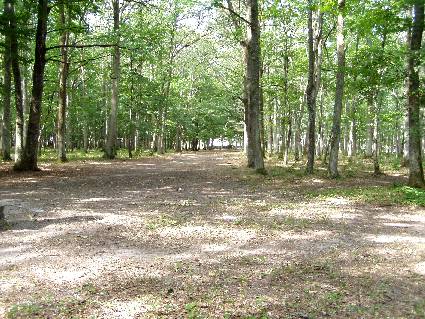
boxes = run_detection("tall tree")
[57,0,69,162]
[6,0,24,163]
[246,0,265,172]
[2,0,12,161]
[306,3,323,174]
[407,2,424,187]
[14,0,49,171]
[328,0,345,178]
[104,0,120,159]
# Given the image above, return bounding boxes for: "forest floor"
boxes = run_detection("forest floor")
[0,151,424,319]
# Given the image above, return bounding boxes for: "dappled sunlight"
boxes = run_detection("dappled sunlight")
[413,262,425,276]
[79,197,111,203]
[201,243,230,253]
[365,234,425,244]
[324,197,351,206]
[1,151,425,318]
[382,222,417,228]
[99,298,150,318]
[276,230,334,241]
[378,213,425,223]
[328,211,362,220]
[158,225,256,242]
[217,214,239,222]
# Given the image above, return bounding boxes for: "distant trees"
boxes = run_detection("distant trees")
[0,0,423,187]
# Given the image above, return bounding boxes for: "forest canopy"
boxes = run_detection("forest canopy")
[0,0,424,186]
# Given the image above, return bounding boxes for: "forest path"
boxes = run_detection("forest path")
[0,151,424,318]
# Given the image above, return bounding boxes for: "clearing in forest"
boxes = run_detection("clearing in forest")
[0,151,424,318]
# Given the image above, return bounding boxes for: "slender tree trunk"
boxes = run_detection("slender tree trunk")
[283,48,291,164]
[294,95,304,161]
[272,98,279,153]
[245,0,264,172]
[328,0,345,178]
[407,2,424,187]
[347,99,357,158]
[267,104,273,155]
[306,4,323,173]
[14,0,49,171]
[317,86,324,158]
[6,0,24,163]
[366,100,374,157]
[79,63,89,153]
[105,0,120,159]
[373,96,381,175]
[57,0,69,162]
[2,0,12,161]
[22,66,28,147]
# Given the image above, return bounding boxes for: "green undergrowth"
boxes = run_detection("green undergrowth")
[37,148,158,162]
[308,184,425,207]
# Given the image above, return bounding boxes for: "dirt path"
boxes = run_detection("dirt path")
[0,151,424,318]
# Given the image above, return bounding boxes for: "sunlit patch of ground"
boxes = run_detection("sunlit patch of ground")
[0,151,424,318]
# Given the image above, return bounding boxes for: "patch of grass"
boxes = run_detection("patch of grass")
[146,214,179,230]
[308,185,425,207]
[0,219,11,230]
[184,302,200,319]
[414,299,425,317]
[7,303,42,319]
[6,296,89,319]
[38,148,155,163]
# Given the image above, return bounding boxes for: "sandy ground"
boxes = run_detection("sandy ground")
[0,151,424,318]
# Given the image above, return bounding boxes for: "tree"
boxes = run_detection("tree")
[306,2,323,174]
[328,0,346,178]
[104,0,120,159]
[57,0,70,162]
[14,0,49,171]
[245,0,265,172]
[6,0,25,163]
[1,0,12,161]
[407,2,424,188]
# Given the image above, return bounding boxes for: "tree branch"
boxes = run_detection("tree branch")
[46,43,116,51]
[216,1,251,27]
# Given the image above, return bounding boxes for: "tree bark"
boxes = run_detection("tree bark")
[105,0,120,159]
[6,0,24,163]
[306,6,316,173]
[14,0,49,171]
[283,48,291,165]
[2,0,12,161]
[306,5,323,173]
[328,0,345,178]
[372,96,381,175]
[57,0,69,162]
[407,2,424,187]
[245,0,265,172]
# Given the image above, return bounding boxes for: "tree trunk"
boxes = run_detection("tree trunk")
[407,2,424,187]
[372,97,381,175]
[347,99,357,158]
[283,49,291,165]
[6,0,24,163]
[328,0,345,178]
[105,0,120,159]
[294,96,304,162]
[245,0,264,172]
[366,99,374,157]
[2,0,12,161]
[306,5,323,174]
[14,0,49,171]
[57,0,69,162]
